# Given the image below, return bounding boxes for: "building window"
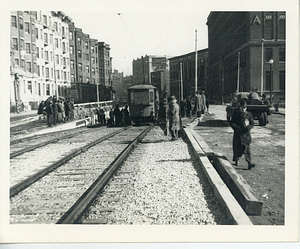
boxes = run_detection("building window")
[265,48,273,62]
[14,58,19,66]
[79,76,83,82]
[50,34,53,44]
[31,23,35,33]
[64,72,67,80]
[55,55,59,64]
[45,67,49,78]
[95,47,97,53]
[85,41,88,49]
[78,37,81,45]
[37,65,40,76]
[26,62,31,72]
[56,70,60,80]
[279,71,285,90]
[36,47,39,58]
[41,48,43,58]
[85,54,89,60]
[42,66,44,76]
[11,16,17,28]
[278,14,286,39]
[92,57,95,64]
[46,84,50,95]
[86,65,89,73]
[35,28,38,38]
[21,59,25,68]
[265,71,271,90]
[62,26,65,36]
[45,50,49,61]
[55,38,58,48]
[71,74,74,82]
[25,22,30,33]
[26,43,30,53]
[78,63,82,71]
[54,22,58,31]
[70,45,74,54]
[92,68,95,74]
[264,13,273,40]
[12,38,18,50]
[78,50,82,58]
[62,42,66,52]
[33,62,36,74]
[38,83,41,95]
[51,68,53,78]
[43,15,47,26]
[70,60,74,68]
[92,79,95,84]
[279,48,285,62]
[86,77,89,83]
[28,81,32,94]
[69,31,73,40]
[19,17,23,30]
[44,33,48,44]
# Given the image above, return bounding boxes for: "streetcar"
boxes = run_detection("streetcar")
[127,84,159,124]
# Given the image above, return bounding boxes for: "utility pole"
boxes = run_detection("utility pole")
[180,63,183,102]
[195,29,198,94]
[261,39,264,95]
[237,52,240,92]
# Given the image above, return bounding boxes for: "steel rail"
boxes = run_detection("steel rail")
[57,125,152,224]
[10,127,129,198]
[10,127,103,158]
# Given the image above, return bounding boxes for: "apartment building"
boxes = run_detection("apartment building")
[10,11,72,111]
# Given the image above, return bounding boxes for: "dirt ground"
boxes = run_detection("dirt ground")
[188,105,285,225]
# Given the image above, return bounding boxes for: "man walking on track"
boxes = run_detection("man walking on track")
[229,99,256,170]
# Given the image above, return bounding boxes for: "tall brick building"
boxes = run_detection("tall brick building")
[206,11,286,103]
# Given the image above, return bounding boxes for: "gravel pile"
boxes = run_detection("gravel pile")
[85,126,227,225]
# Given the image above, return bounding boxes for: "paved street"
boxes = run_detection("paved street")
[192,104,285,225]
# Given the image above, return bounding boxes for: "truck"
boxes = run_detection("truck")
[226,92,271,126]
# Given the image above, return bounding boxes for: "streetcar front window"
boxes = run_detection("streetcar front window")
[131,90,149,105]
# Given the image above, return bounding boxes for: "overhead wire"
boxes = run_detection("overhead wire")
[118,13,143,56]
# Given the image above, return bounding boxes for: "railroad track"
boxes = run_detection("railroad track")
[10,125,152,224]
[10,126,105,158]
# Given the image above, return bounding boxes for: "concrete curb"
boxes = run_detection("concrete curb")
[16,117,91,138]
[183,127,253,225]
[211,153,263,215]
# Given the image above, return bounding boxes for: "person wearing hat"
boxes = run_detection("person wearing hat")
[167,95,180,141]
[229,99,255,170]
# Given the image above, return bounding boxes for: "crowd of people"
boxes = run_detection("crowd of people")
[37,96,75,127]
[94,105,131,127]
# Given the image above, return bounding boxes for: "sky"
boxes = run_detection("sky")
[66,5,210,76]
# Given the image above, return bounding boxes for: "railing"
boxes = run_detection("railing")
[74,101,113,120]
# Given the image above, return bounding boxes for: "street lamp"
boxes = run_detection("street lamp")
[268,59,274,105]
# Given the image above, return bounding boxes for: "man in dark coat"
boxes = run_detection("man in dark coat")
[229,100,255,170]
[114,105,122,126]
[186,94,192,118]
[167,95,180,141]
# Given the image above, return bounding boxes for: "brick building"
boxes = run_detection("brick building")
[132,55,168,85]
[10,11,72,112]
[168,49,209,100]
[206,11,286,103]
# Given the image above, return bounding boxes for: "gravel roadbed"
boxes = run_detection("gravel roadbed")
[84,126,227,225]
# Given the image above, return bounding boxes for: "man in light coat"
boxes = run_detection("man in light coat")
[167,95,180,141]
